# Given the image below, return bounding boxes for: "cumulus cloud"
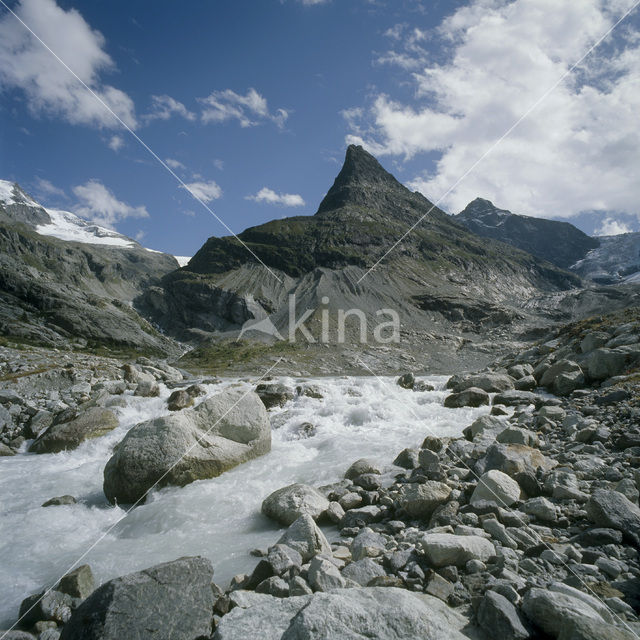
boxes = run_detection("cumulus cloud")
[0,0,136,129]
[596,217,632,236]
[375,24,429,70]
[108,135,124,151]
[73,180,149,227]
[246,187,305,207]
[347,0,640,220]
[165,157,186,171]
[182,180,222,203]
[199,88,289,129]
[144,94,195,123]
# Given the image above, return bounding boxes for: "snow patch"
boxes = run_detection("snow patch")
[0,179,15,204]
[36,208,136,248]
[174,256,191,267]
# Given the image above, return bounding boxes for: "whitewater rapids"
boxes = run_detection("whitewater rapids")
[0,375,489,626]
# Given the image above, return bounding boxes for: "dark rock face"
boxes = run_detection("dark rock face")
[0,189,179,353]
[456,197,599,269]
[139,145,581,351]
[60,557,214,640]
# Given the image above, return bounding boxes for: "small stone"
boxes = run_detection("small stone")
[42,495,77,507]
[308,556,346,591]
[58,564,94,599]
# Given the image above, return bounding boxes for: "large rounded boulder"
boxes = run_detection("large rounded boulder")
[103,388,270,504]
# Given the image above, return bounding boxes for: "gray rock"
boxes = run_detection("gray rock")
[522,587,604,637]
[483,443,555,477]
[308,556,346,591]
[103,388,270,504]
[580,332,610,354]
[397,481,451,519]
[444,387,490,408]
[587,348,631,381]
[470,470,521,507]
[497,426,538,447]
[477,590,529,640]
[30,408,118,454]
[351,528,386,561]
[420,533,495,567]
[463,415,504,441]
[558,618,637,640]
[340,505,383,529]
[213,588,478,640]
[255,383,294,409]
[508,364,533,380]
[344,458,382,480]
[393,447,419,469]
[262,483,330,526]
[267,544,303,576]
[514,375,537,391]
[522,497,557,522]
[0,632,37,639]
[276,514,331,562]
[27,409,54,438]
[396,372,415,389]
[167,390,193,411]
[58,565,94,599]
[447,373,514,393]
[42,495,77,507]
[540,360,584,396]
[493,391,538,407]
[341,558,386,586]
[586,489,640,546]
[60,557,214,640]
[19,590,73,628]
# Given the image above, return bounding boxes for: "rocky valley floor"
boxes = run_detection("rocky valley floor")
[1,308,640,639]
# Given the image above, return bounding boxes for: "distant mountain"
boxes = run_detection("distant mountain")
[572,232,640,285]
[0,181,179,354]
[141,145,586,372]
[455,198,599,269]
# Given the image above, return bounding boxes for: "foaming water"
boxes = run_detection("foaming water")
[0,376,488,626]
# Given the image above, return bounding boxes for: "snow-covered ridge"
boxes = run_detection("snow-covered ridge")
[1,178,183,265]
[0,179,41,208]
[36,209,137,248]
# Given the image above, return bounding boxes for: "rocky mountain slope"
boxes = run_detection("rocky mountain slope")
[142,146,588,373]
[455,198,599,270]
[0,181,179,354]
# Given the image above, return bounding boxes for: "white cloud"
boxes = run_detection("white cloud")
[108,134,124,151]
[182,180,222,203]
[348,0,640,220]
[298,0,328,4]
[199,88,289,129]
[596,217,632,236]
[144,94,195,123]
[165,157,186,170]
[213,158,224,170]
[247,187,305,207]
[134,229,146,241]
[33,177,65,199]
[0,0,136,129]
[73,180,149,227]
[376,24,429,70]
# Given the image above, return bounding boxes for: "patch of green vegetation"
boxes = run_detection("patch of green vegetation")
[179,339,302,374]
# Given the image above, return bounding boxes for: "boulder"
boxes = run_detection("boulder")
[470,470,521,507]
[587,348,631,381]
[447,373,514,393]
[276,514,331,562]
[580,332,610,353]
[444,387,490,408]
[521,587,604,637]
[58,565,95,599]
[483,443,555,477]
[308,556,346,591]
[396,372,415,389]
[496,426,538,447]
[212,588,478,640]
[477,590,530,640]
[167,390,193,411]
[42,495,77,507]
[514,375,537,391]
[493,390,538,406]
[586,489,640,546]
[261,484,329,525]
[103,388,270,504]
[393,447,419,469]
[341,558,386,586]
[463,415,504,441]
[397,482,451,519]
[60,557,214,640]
[507,364,533,380]
[344,458,382,479]
[420,533,495,567]
[267,544,303,576]
[540,360,584,396]
[30,408,119,454]
[255,383,294,409]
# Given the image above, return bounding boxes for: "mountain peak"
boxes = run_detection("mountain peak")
[316,145,403,214]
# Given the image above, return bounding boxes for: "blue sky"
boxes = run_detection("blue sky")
[1,0,640,256]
